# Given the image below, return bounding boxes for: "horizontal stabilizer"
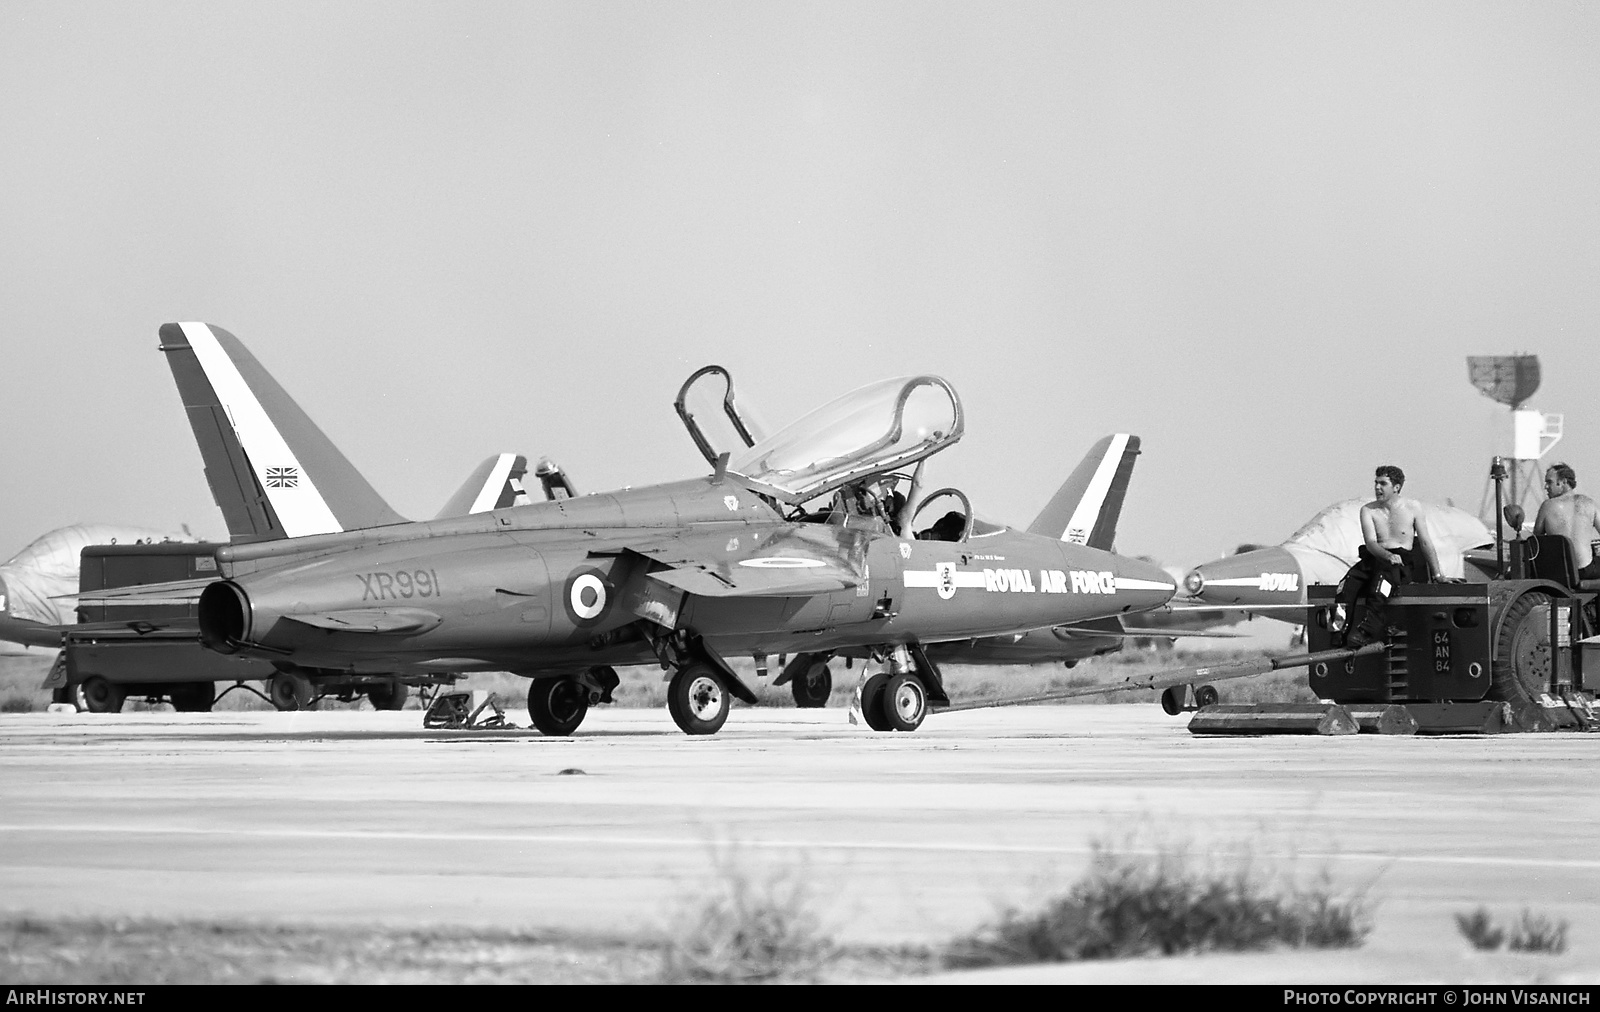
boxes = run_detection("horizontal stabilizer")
[648,565,856,599]
[281,608,442,634]
[72,578,214,606]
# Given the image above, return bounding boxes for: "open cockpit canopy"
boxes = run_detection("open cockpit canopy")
[728,376,963,505]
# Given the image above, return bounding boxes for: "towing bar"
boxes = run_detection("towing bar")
[934,642,1388,714]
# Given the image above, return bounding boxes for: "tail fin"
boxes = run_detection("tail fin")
[434,454,532,519]
[158,322,408,542]
[1026,434,1141,550]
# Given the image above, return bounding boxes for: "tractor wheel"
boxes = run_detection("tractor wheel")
[881,672,928,732]
[789,658,833,708]
[667,664,730,736]
[170,682,214,712]
[1489,592,1555,723]
[857,673,892,732]
[367,680,409,711]
[268,672,313,711]
[528,678,589,736]
[80,677,125,714]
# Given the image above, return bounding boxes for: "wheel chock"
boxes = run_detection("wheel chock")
[1187,703,1358,736]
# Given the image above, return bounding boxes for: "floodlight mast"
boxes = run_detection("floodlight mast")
[1468,355,1560,522]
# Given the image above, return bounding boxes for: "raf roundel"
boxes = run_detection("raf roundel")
[562,568,612,626]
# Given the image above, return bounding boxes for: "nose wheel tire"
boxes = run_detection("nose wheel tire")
[528,678,590,736]
[882,672,928,732]
[1195,684,1219,708]
[790,659,833,708]
[79,677,125,714]
[857,673,893,731]
[667,664,730,735]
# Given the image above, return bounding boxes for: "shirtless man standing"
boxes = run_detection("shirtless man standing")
[1333,465,1445,645]
[1534,463,1600,580]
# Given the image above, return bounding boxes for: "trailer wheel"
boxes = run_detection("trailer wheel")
[170,682,213,712]
[790,659,833,708]
[528,678,589,736]
[80,677,125,714]
[1490,592,1554,715]
[667,664,729,736]
[857,673,892,732]
[268,672,313,711]
[882,672,927,732]
[367,680,408,711]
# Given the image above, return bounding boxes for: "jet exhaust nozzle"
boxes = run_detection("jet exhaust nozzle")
[198,581,252,653]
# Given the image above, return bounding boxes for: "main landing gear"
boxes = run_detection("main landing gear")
[526,666,620,736]
[667,663,730,735]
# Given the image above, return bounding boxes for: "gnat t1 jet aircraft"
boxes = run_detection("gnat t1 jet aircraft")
[1181,499,1491,617]
[89,323,1176,735]
[672,369,1237,711]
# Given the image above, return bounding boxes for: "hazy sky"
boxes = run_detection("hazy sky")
[2,2,1596,568]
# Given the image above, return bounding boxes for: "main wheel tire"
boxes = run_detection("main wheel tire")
[268,672,312,711]
[367,680,409,711]
[528,678,589,736]
[858,672,892,732]
[667,664,730,735]
[79,677,124,714]
[170,681,214,712]
[790,659,833,708]
[881,672,927,732]
[1489,591,1554,722]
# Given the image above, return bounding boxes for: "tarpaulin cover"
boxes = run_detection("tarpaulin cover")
[1280,499,1491,584]
[0,525,188,625]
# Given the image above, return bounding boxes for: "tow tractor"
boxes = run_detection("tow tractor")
[938,462,1599,735]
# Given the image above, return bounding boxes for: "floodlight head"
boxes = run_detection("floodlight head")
[1467,355,1540,409]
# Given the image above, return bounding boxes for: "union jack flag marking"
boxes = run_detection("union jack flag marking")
[265,466,299,488]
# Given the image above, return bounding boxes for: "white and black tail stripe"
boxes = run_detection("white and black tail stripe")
[1026,434,1141,551]
[178,322,342,538]
[159,322,407,542]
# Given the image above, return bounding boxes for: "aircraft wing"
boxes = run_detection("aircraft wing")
[1103,626,1251,639]
[610,526,864,599]
[282,608,442,634]
[0,613,65,648]
[647,565,856,599]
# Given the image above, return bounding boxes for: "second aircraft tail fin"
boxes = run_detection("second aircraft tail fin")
[158,322,409,542]
[434,454,533,519]
[1025,434,1141,551]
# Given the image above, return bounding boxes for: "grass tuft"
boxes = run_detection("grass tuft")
[1508,911,1569,954]
[1455,907,1506,951]
[1454,908,1568,954]
[659,851,836,983]
[945,839,1371,968]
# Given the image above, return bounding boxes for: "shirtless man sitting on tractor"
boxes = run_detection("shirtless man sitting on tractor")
[1333,465,1446,647]
[1534,463,1600,581]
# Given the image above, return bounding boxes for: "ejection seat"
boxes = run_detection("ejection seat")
[1522,535,1600,592]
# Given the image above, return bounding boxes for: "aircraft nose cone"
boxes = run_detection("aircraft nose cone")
[1188,546,1304,606]
[1113,556,1177,607]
